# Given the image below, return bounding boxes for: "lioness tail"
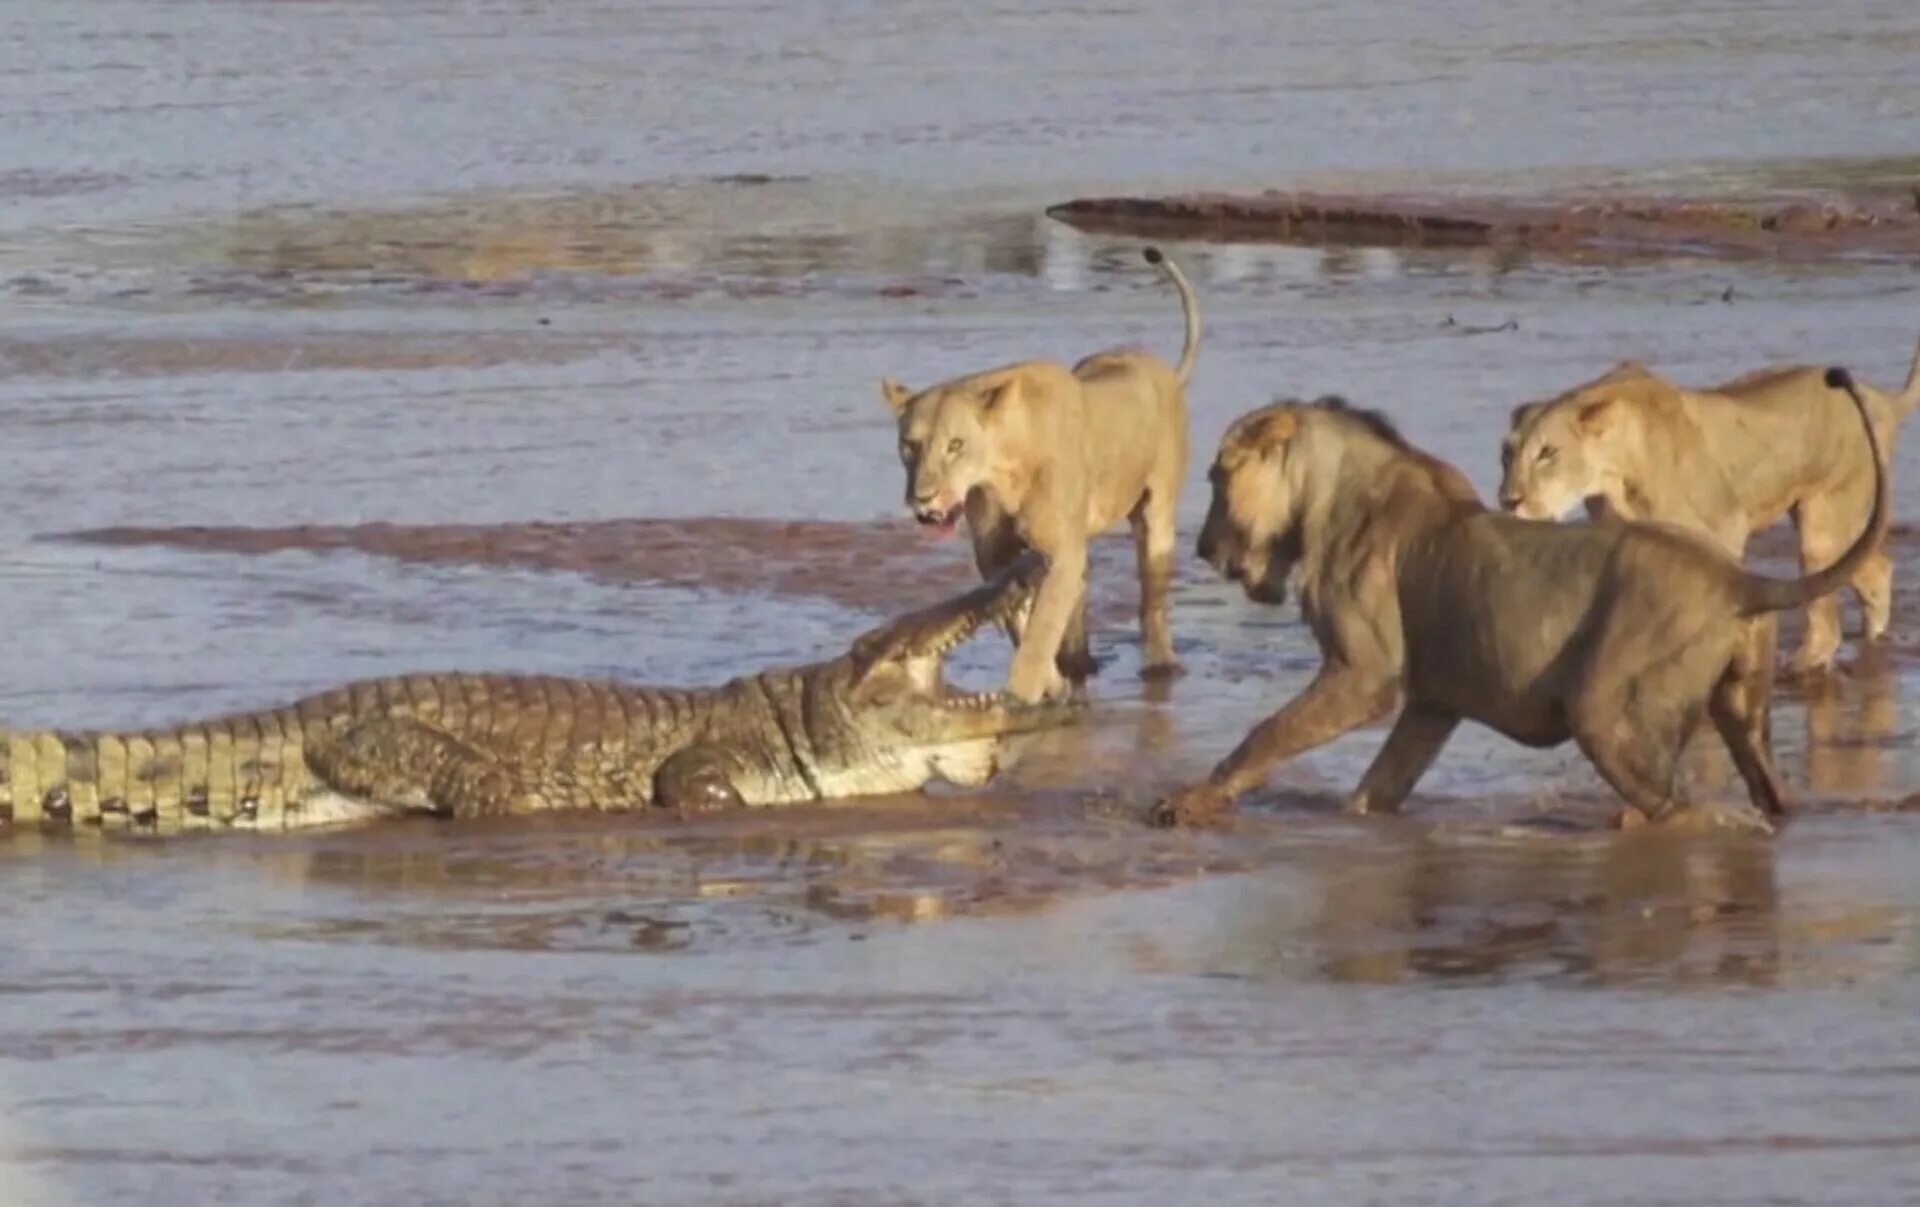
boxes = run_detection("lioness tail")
[1143,247,1200,386]
[1900,313,1920,414]
[1739,366,1889,617]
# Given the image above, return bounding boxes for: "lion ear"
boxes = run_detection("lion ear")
[1508,401,1544,431]
[1575,397,1621,434]
[1247,410,1299,452]
[980,378,1021,412]
[880,378,914,415]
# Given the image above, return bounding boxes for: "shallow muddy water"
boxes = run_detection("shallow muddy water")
[5,1,1920,1203]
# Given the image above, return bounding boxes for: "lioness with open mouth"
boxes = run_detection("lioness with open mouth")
[881,246,1199,702]
[1151,368,1886,832]
[1498,324,1920,676]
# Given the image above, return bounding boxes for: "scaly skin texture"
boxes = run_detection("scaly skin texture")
[0,557,1072,834]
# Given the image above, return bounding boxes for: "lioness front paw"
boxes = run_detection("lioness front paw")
[1056,647,1103,683]
[1139,659,1186,683]
[1006,659,1071,705]
[1147,783,1235,828]
[1781,652,1838,683]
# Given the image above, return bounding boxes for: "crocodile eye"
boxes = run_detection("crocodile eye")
[946,437,965,458]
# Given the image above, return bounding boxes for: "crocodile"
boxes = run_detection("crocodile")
[0,557,1073,834]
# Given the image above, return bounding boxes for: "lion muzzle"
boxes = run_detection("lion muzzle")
[912,495,964,534]
[1196,510,1231,570]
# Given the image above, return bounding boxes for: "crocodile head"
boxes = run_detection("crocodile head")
[790,552,1081,798]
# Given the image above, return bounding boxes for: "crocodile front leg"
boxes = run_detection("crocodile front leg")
[652,745,747,814]
[305,716,533,818]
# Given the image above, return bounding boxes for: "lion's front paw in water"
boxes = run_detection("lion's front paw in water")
[1614,803,1775,836]
[1147,783,1234,828]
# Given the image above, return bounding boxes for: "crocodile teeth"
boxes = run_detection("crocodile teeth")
[922,636,962,659]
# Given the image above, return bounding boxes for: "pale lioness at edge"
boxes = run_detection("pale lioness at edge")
[881,246,1199,703]
[1498,321,1920,676]
[1150,368,1887,834]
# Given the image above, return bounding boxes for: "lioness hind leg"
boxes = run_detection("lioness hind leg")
[1787,501,1851,676]
[1343,705,1459,816]
[1130,490,1182,678]
[1708,669,1789,818]
[1851,550,1894,643]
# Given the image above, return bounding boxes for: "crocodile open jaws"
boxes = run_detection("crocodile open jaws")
[0,555,1076,834]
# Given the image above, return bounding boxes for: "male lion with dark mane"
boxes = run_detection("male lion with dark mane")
[881,247,1199,703]
[1152,369,1886,833]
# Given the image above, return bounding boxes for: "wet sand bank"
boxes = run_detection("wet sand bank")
[1049,184,1920,265]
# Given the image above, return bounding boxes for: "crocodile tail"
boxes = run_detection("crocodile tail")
[2,729,113,826]
[1740,367,1889,616]
[1,712,315,831]
[1143,246,1201,386]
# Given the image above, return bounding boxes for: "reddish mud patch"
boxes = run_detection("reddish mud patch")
[1047,189,1920,263]
[60,518,1920,658]
[59,517,1152,619]
[62,518,966,612]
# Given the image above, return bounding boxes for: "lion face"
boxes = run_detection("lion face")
[882,377,1009,536]
[1197,407,1301,605]
[1498,397,1617,521]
